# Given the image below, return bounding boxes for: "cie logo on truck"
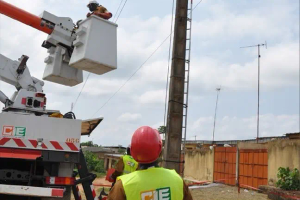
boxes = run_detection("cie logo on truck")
[2,126,26,137]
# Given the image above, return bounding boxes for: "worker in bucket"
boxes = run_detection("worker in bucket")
[108,126,193,200]
[110,146,138,188]
[86,0,112,20]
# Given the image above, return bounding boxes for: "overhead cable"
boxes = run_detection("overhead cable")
[92,0,204,117]
[73,73,91,110]
[113,0,124,22]
[115,0,128,23]
[163,0,176,127]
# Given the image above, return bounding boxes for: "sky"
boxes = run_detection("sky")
[0,0,299,146]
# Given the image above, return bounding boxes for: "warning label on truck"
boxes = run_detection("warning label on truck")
[2,126,26,137]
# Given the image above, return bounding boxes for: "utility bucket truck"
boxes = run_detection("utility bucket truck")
[0,1,117,199]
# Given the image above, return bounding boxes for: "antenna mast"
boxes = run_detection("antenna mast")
[240,41,267,143]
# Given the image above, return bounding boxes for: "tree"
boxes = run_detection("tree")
[80,141,99,147]
[158,126,166,134]
[118,148,126,154]
[83,151,105,173]
[276,167,300,191]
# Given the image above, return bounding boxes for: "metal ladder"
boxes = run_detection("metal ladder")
[181,0,193,175]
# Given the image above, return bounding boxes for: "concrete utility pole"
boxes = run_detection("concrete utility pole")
[163,0,188,173]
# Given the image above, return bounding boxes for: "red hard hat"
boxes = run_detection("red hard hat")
[131,126,162,164]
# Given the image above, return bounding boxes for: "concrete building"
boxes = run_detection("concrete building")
[103,154,123,171]
[82,146,126,171]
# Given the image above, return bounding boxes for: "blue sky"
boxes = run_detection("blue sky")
[0,0,299,146]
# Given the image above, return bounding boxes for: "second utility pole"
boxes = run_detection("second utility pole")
[163,0,189,173]
[212,87,221,142]
[240,42,267,143]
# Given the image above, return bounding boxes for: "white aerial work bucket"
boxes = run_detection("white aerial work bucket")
[69,15,118,75]
[43,45,83,86]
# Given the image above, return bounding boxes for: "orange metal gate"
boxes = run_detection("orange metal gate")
[239,149,268,189]
[214,147,237,186]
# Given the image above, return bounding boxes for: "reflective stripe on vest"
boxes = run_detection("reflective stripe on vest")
[118,167,183,200]
[122,155,138,175]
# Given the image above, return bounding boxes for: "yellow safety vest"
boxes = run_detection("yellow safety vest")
[118,167,184,200]
[122,155,138,175]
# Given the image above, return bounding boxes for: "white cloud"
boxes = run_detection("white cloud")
[117,112,142,122]
[190,42,299,91]
[0,0,298,147]
[46,101,63,110]
[138,90,165,104]
[152,121,164,129]
[190,114,299,141]
[193,0,298,42]
[139,60,169,83]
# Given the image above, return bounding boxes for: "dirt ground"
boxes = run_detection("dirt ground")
[72,178,269,200]
[71,177,111,200]
[190,184,269,200]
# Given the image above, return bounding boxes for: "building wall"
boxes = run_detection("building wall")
[184,148,214,182]
[237,142,267,150]
[94,152,106,159]
[267,139,300,186]
[184,139,300,186]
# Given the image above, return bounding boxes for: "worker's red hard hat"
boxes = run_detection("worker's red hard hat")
[131,126,162,164]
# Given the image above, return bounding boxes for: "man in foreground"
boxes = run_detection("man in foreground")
[108,126,193,200]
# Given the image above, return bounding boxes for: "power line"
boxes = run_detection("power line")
[92,35,171,117]
[91,0,204,117]
[113,0,124,22]
[115,0,128,23]
[72,0,128,109]
[164,0,202,126]
[72,73,91,110]
[163,0,176,127]
[193,0,203,10]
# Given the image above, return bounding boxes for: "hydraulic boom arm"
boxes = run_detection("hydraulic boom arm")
[0,54,44,92]
[0,0,53,34]
[0,0,118,87]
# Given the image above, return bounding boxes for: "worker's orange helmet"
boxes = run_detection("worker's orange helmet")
[131,126,162,164]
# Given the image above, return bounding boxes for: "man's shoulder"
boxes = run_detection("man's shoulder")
[117,170,138,181]
[155,168,183,179]
[97,5,107,11]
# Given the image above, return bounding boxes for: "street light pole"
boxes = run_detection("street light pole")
[257,45,261,144]
[212,87,221,142]
[240,42,267,143]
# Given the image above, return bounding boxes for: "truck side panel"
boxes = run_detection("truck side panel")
[0,113,81,152]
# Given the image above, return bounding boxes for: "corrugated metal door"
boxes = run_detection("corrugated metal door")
[214,147,237,186]
[239,149,268,189]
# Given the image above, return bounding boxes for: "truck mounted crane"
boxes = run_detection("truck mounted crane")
[0,0,117,199]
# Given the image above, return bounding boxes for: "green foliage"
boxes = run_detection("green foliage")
[276,167,300,191]
[80,141,99,147]
[158,126,166,134]
[83,151,105,174]
[118,148,126,154]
